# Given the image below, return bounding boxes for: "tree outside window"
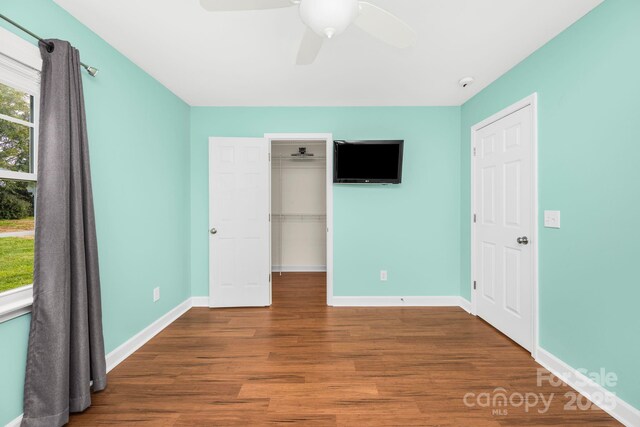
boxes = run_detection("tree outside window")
[0,81,36,293]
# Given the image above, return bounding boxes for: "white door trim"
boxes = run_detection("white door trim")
[265,133,334,306]
[470,93,539,357]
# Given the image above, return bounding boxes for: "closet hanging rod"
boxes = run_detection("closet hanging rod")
[272,155,326,160]
[0,13,99,76]
[271,142,326,146]
[272,213,327,216]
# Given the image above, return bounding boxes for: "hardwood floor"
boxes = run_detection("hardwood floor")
[70,273,619,426]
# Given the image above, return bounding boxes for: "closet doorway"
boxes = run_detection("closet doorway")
[207,133,333,308]
[267,133,333,306]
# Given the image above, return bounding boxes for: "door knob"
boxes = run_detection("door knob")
[517,236,529,245]
[210,228,217,235]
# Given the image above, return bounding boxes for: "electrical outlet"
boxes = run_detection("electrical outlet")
[544,210,561,228]
[380,270,388,281]
[153,287,160,302]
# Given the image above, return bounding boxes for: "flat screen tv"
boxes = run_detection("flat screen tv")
[333,140,404,184]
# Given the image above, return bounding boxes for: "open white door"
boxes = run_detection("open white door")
[209,137,270,307]
[473,103,535,352]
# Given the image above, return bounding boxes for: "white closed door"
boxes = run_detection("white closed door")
[209,137,270,307]
[474,105,534,351]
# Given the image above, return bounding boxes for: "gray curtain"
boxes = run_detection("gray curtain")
[21,40,106,427]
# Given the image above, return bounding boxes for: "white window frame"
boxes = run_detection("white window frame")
[0,26,42,323]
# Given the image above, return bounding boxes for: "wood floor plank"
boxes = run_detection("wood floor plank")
[68,273,621,426]
[238,383,379,399]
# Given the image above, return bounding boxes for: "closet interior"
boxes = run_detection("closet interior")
[271,140,327,273]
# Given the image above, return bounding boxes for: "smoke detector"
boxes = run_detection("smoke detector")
[459,77,475,88]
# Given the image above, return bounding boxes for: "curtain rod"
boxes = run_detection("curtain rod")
[0,13,99,77]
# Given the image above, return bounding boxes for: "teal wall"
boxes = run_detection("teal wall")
[190,107,461,298]
[0,315,30,426]
[460,0,640,408]
[0,0,191,424]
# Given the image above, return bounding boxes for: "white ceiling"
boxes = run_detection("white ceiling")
[53,0,603,106]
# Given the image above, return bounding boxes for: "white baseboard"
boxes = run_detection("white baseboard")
[330,295,469,308]
[458,298,472,313]
[5,413,22,427]
[105,298,192,372]
[272,265,327,272]
[191,296,209,307]
[536,347,640,427]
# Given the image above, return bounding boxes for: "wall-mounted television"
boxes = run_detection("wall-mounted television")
[333,140,404,184]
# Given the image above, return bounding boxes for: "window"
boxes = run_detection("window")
[0,27,41,323]
[0,82,36,293]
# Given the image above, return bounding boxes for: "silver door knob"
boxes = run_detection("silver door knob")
[517,236,529,245]
[210,228,217,235]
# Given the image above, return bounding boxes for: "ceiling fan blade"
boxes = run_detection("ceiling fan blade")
[355,2,416,49]
[200,0,295,11]
[296,28,324,65]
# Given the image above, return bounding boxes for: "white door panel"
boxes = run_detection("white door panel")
[475,106,533,351]
[209,137,270,307]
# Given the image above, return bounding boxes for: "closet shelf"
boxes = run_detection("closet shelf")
[272,156,326,160]
[272,213,326,221]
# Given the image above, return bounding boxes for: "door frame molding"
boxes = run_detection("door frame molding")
[265,133,334,306]
[470,93,539,357]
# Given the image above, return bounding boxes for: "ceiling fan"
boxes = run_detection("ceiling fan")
[200,0,416,65]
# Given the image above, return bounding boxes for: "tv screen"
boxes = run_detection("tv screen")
[333,140,404,184]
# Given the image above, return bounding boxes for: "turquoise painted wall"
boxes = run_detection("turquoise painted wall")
[0,0,191,424]
[190,107,461,298]
[0,315,29,426]
[460,0,640,408]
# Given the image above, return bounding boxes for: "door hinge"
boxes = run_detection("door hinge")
[473,147,476,156]
[268,153,271,162]
[269,213,271,222]
[473,213,477,223]
[269,274,271,282]
[473,280,477,290]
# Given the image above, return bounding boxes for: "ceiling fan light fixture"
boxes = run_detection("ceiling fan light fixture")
[299,0,359,39]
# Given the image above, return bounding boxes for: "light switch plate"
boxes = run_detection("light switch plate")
[380,270,388,281]
[544,211,561,228]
